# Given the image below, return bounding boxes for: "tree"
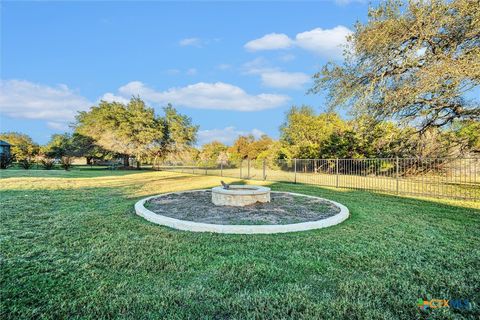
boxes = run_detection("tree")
[161,104,198,155]
[256,141,292,169]
[0,132,39,161]
[198,141,228,167]
[76,98,196,167]
[228,135,255,160]
[160,146,199,166]
[247,135,274,160]
[42,134,77,170]
[321,116,416,158]
[311,0,480,131]
[70,133,110,165]
[280,106,347,158]
[76,98,163,167]
[453,120,480,154]
[42,134,75,158]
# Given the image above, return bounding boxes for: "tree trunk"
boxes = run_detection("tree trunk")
[86,157,92,165]
[136,160,141,170]
[123,155,129,167]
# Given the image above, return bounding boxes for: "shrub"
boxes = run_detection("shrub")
[60,156,73,171]
[19,159,34,170]
[41,158,55,170]
[0,154,12,169]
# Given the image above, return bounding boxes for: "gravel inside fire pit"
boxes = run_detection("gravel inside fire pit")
[145,190,340,225]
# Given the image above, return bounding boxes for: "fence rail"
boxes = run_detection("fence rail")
[154,158,480,201]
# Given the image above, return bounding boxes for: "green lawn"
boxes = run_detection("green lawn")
[1,169,479,319]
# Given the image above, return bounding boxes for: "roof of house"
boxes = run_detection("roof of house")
[0,140,11,146]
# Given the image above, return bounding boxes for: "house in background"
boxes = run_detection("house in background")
[0,140,12,157]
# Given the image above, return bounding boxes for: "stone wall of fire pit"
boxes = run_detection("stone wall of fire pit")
[211,185,270,206]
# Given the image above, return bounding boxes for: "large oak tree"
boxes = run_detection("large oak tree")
[75,97,197,167]
[311,0,479,131]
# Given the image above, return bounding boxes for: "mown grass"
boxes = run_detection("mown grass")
[0,169,479,319]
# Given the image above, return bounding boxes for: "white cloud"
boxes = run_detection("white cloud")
[117,81,289,111]
[100,92,130,104]
[243,58,310,89]
[244,33,294,51]
[1,78,289,136]
[0,79,91,123]
[244,26,352,59]
[179,37,202,47]
[260,71,310,89]
[295,26,352,58]
[197,126,265,145]
[335,0,366,5]
[242,57,276,75]
[47,121,70,131]
[178,37,221,47]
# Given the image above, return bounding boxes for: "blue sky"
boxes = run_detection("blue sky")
[1,0,374,145]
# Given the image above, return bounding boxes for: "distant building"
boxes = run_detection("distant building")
[0,140,12,157]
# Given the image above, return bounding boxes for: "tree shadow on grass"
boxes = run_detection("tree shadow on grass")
[0,168,181,179]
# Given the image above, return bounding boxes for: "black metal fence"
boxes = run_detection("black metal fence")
[154,158,480,200]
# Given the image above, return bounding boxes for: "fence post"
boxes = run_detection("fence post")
[247,158,250,179]
[396,156,399,195]
[263,159,266,181]
[294,158,297,184]
[336,158,339,188]
[221,162,223,177]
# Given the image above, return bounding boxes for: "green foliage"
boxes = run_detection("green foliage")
[255,141,291,169]
[40,158,55,170]
[198,141,228,167]
[228,134,275,162]
[70,133,110,164]
[280,106,347,158]
[0,153,13,169]
[42,133,110,165]
[42,133,75,158]
[162,104,198,151]
[247,135,274,160]
[18,159,34,170]
[76,98,197,166]
[228,135,255,160]
[0,132,39,161]
[278,106,477,159]
[311,0,480,131]
[454,120,480,154]
[159,146,199,166]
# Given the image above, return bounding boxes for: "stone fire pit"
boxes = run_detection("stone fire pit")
[211,185,271,206]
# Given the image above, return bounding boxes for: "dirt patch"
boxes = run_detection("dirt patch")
[145,191,341,225]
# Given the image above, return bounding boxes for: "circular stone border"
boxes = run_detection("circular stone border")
[135,189,349,234]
